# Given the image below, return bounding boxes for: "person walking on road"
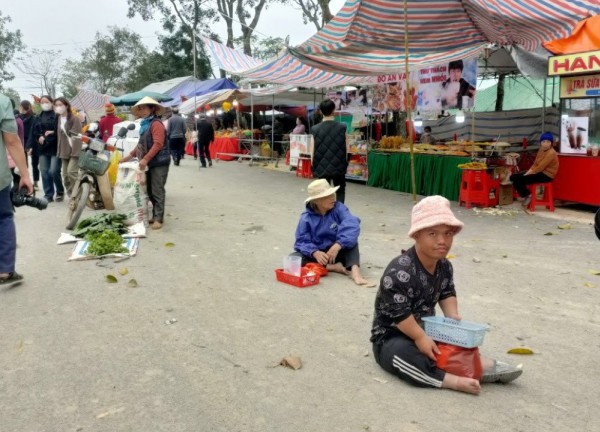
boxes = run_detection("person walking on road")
[196,114,214,168]
[55,97,83,198]
[311,99,348,203]
[167,107,187,166]
[0,93,34,288]
[120,97,171,230]
[31,95,64,203]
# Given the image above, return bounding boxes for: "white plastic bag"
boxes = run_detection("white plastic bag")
[114,161,148,226]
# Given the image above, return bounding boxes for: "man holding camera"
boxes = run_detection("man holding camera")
[1,93,33,287]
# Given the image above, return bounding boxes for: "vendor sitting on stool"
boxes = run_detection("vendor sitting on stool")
[293,179,373,287]
[509,132,559,207]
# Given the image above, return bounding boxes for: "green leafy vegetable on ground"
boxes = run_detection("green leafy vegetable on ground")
[86,231,128,256]
[72,213,128,238]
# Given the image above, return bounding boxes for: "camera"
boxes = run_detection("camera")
[11,188,48,210]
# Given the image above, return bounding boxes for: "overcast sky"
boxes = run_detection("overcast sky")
[3,0,345,99]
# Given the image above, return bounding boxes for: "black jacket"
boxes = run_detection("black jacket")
[196,119,215,145]
[311,120,347,178]
[31,111,58,156]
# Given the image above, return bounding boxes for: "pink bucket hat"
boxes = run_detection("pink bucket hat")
[407,195,464,239]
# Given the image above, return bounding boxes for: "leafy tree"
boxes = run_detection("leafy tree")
[289,0,333,30]
[3,87,21,107]
[216,0,236,48]
[234,35,284,61]
[236,0,269,56]
[126,24,213,90]
[0,12,24,90]
[61,27,149,96]
[15,49,62,98]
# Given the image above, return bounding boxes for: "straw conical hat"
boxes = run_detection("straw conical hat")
[131,96,165,117]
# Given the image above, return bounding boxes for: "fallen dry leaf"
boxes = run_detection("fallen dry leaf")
[279,356,302,370]
[507,347,534,355]
[587,269,600,276]
[96,406,125,419]
[446,254,456,259]
[118,268,129,276]
[543,232,555,236]
[557,224,572,230]
[165,242,175,248]
[127,278,138,288]
[584,282,596,288]
[105,275,118,283]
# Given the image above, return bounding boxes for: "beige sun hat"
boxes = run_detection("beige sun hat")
[305,179,340,203]
[407,195,464,239]
[131,96,165,117]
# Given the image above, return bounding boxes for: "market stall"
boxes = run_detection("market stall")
[546,31,600,205]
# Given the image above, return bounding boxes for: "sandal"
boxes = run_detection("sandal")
[481,360,523,384]
[0,272,24,289]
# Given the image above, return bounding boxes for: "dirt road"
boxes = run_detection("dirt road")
[2,158,598,432]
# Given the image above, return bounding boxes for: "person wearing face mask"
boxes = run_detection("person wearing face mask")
[54,97,82,198]
[120,97,171,230]
[31,95,64,202]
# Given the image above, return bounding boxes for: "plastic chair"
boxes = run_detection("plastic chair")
[296,158,312,179]
[527,183,555,212]
[459,170,496,209]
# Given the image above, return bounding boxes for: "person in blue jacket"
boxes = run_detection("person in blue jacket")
[293,179,373,286]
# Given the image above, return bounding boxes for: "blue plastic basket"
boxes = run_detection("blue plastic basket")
[421,316,489,348]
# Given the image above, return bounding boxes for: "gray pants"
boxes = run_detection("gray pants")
[146,165,169,222]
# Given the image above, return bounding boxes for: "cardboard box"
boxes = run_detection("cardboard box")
[499,184,514,206]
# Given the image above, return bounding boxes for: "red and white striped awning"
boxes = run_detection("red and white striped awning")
[290,0,600,75]
[70,88,111,111]
[202,37,376,88]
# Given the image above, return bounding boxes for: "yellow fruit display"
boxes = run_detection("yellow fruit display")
[457,162,487,170]
[379,136,405,150]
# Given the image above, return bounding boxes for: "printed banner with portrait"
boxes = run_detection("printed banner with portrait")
[372,58,478,112]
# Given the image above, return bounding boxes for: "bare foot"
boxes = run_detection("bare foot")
[327,263,349,275]
[350,266,376,287]
[442,373,481,395]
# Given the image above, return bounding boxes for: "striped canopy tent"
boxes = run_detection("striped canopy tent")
[202,37,376,88]
[288,0,600,75]
[70,88,111,111]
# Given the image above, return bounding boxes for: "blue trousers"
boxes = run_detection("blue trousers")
[39,154,64,200]
[0,186,16,273]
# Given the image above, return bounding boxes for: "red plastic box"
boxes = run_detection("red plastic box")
[275,268,320,288]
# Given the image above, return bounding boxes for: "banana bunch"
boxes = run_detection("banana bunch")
[457,162,487,170]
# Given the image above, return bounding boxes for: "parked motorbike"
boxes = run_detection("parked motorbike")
[65,126,130,229]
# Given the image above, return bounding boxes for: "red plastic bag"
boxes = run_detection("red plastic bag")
[435,342,483,380]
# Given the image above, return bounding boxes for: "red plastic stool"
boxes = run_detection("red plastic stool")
[296,157,312,179]
[285,150,290,166]
[459,170,493,209]
[527,182,554,212]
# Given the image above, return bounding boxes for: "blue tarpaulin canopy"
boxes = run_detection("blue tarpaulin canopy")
[141,76,238,107]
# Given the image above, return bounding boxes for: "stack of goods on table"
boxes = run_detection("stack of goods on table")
[377,137,510,157]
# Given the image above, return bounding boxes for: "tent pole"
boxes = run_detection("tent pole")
[542,78,547,133]
[272,93,275,160]
[404,0,416,202]
[312,89,316,132]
